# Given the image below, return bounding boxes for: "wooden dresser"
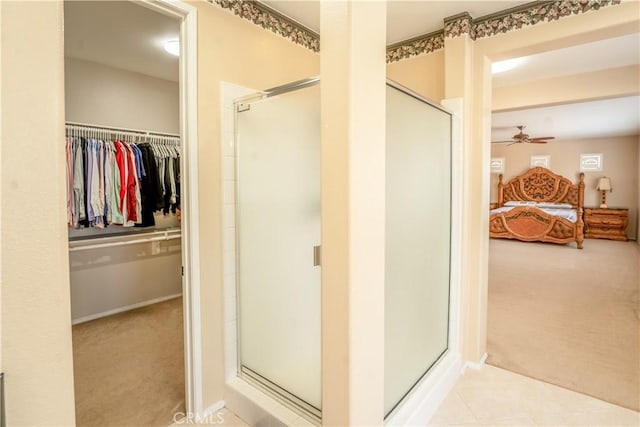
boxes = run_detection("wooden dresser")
[583,207,628,241]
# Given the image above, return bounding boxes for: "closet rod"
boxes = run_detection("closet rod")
[69,230,181,252]
[65,121,180,138]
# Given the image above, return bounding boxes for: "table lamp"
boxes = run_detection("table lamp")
[597,176,612,209]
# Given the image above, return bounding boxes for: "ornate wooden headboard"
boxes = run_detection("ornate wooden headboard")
[497,167,585,209]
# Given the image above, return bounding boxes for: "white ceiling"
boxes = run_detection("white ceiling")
[492,96,640,142]
[64,1,180,82]
[492,33,640,88]
[64,1,639,141]
[491,33,640,142]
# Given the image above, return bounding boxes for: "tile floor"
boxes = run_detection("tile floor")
[429,365,639,427]
[170,408,248,427]
[210,408,250,426]
[199,365,639,426]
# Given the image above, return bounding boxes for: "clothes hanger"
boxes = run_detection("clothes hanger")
[150,137,160,157]
[161,138,170,158]
[171,140,179,158]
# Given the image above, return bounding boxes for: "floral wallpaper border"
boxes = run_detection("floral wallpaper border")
[386,30,445,63]
[445,0,621,40]
[443,12,474,39]
[210,0,320,52]
[210,0,622,63]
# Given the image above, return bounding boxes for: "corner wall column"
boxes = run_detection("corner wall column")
[443,13,488,364]
[320,0,387,424]
[1,1,77,424]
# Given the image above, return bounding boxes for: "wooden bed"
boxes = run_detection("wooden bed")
[489,167,585,249]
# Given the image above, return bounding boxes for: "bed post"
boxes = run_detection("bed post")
[497,174,504,208]
[576,172,585,249]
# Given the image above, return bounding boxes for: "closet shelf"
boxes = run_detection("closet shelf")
[69,228,181,252]
[65,121,179,139]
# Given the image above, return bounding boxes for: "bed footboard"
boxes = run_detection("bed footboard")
[490,207,583,249]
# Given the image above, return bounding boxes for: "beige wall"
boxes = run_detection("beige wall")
[69,239,182,322]
[387,50,445,101]
[1,0,320,420]
[491,135,640,239]
[65,57,180,134]
[191,1,320,408]
[1,1,77,425]
[320,2,387,422]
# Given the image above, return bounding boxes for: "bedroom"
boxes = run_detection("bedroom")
[487,33,639,413]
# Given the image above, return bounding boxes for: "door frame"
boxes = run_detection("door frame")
[138,0,201,417]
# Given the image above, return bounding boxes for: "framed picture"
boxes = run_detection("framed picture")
[491,157,505,174]
[530,155,550,168]
[580,153,603,172]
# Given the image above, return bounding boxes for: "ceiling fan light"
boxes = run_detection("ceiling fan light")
[492,58,524,74]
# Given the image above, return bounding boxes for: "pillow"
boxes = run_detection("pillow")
[504,200,536,207]
[536,202,573,209]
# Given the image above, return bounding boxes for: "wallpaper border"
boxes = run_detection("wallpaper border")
[444,0,621,41]
[209,0,622,63]
[386,30,445,63]
[210,0,320,53]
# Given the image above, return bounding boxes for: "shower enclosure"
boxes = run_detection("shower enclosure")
[384,83,452,416]
[235,79,322,419]
[233,78,452,421]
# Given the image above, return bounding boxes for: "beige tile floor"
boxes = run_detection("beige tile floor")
[428,365,639,427]
[170,408,248,427]
[210,408,250,426]
[190,365,640,426]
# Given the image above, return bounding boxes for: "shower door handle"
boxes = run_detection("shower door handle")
[313,245,321,267]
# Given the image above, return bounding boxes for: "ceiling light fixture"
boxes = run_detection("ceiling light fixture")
[164,39,180,57]
[492,58,524,74]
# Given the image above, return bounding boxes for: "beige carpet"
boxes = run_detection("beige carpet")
[487,238,640,411]
[73,297,185,426]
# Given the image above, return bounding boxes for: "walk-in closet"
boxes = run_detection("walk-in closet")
[64,1,185,425]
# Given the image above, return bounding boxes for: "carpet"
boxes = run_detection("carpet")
[487,238,640,412]
[73,297,185,426]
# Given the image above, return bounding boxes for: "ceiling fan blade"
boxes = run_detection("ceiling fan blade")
[528,140,548,144]
[530,136,555,141]
[507,141,519,146]
[491,140,516,144]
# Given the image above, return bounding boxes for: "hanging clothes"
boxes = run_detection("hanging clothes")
[65,128,180,230]
[135,144,164,227]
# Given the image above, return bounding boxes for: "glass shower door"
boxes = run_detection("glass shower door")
[384,83,452,416]
[235,83,321,416]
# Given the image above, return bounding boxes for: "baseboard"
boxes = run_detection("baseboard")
[386,351,462,425]
[71,293,183,325]
[201,400,226,418]
[463,352,488,372]
[225,377,306,426]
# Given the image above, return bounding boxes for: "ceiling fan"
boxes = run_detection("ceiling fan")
[491,125,555,145]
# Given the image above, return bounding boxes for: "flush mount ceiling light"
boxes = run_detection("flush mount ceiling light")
[492,58,524,74]
[163,39,180,57]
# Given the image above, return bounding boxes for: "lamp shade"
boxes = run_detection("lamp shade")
[597,177,612,191]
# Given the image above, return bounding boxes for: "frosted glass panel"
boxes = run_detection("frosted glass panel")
[384,85,452,415]
[236,84,321,412]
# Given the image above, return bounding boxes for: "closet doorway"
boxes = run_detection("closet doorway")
[63,1,197,425]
